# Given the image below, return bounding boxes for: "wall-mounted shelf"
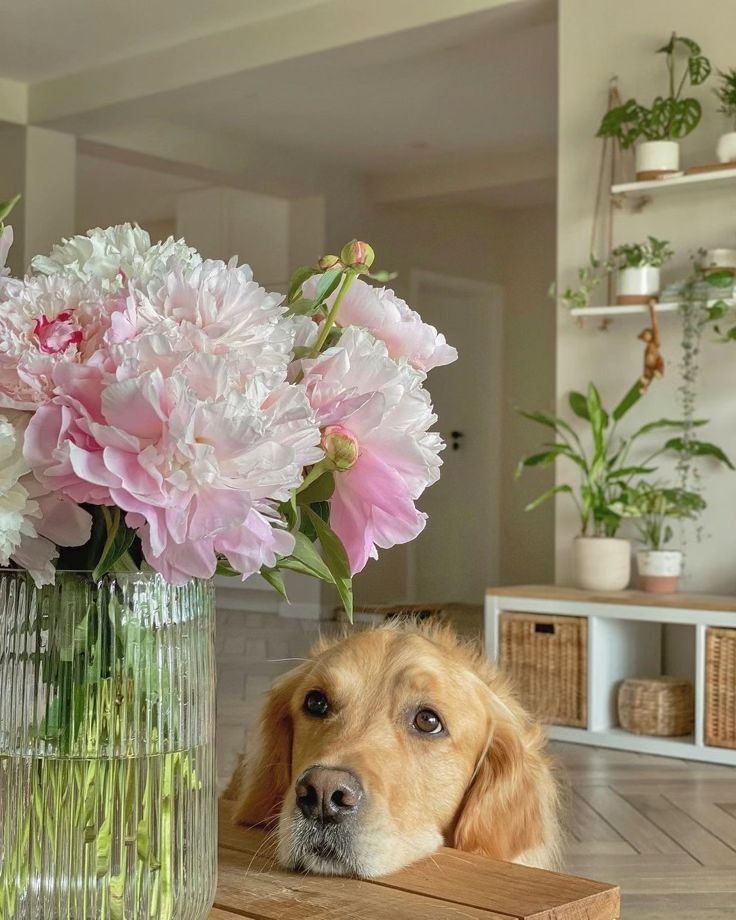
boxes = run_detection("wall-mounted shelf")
[570,298,735,319]
[612,165,736,197]
[570,303,679,317]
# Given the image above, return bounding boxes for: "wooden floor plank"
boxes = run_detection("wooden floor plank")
[575,786,689,856]
[664,796,736,851]
[566,790,632,846]
[624,793,736,866]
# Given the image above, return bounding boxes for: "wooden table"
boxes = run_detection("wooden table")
[212,802,620,919]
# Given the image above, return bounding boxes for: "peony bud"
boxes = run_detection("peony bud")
[318,254,342,271]
[321,425,359,471]
[339,240,375,270]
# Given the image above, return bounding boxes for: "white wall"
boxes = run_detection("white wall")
[557,0,736,592]
[346,199,556,605]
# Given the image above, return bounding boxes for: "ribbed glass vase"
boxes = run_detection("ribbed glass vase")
[0,571,217,920]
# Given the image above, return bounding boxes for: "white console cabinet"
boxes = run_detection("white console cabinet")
[485,586,736,766]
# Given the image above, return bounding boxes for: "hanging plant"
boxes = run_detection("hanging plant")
[676,262,734,506]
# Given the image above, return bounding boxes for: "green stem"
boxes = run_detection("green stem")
[310,270,358,357]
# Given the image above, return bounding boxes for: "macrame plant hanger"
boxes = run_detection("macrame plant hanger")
[589,79,650,331]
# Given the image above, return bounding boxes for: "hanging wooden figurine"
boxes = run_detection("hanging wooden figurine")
[638,299,664,392]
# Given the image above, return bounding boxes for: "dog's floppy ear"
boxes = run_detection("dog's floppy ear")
[231,666,305,828]
[452,691,557,863]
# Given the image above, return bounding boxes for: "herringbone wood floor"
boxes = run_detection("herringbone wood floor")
[216,610,736,920]
[552,741,736,919]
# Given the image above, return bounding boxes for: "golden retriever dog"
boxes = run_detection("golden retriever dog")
[227,622,559,878]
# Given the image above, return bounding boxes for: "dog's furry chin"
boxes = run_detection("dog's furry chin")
[228,622,560,876]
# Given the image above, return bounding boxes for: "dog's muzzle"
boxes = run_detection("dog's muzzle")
[288,765,365,873]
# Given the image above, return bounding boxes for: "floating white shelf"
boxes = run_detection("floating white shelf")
[570,303,680,317]
[570,298,735,318]
[612,165,736,197]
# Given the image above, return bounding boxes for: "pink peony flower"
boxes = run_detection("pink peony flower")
[303,276,457,372]
[34,311,84,354]
[299,327,444,573]
[25,351,322,584]
[126,258,297,391]
[0,273,124,409]
[0,409,91,586]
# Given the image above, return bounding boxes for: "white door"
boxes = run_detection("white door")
[408,271,503,605]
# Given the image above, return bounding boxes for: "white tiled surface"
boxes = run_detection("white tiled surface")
[215,609,342,792]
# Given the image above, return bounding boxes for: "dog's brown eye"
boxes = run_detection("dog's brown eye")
[304,690,329,718]
[413,708,443,734]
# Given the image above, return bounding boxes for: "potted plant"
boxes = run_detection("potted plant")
[714,68,736,163]
[517,381,731,592]
[597,33,711,178]
[550,254,613,310]
[612,483,706,593]
[612,236,674,305]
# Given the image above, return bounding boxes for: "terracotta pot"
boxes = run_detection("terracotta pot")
[616,266,660,305]
[635,140,679,179]
[637,549,682,594]
[716,131,736,164]
[573,537,631,592]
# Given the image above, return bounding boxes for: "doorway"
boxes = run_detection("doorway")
[407,270,503,605]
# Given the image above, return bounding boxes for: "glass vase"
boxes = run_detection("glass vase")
[0,571,217,920]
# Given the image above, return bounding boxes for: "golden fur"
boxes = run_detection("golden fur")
[227,622,559,877]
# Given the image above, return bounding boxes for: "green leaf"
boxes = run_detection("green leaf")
[92,515,136,580]
[304,507,353,622]
[666,437,735,469]
[296,471,336,505]
[629,418,707,441]
[278,532,335,583]
[568,391,590,421]
[215,558,239,577]
[313,269,343,305]
[707,300,729,320]
[608,465,658,480]
[0,194,21,225]
[688,54,711,86]
[707,270,735,288]
[516,448,567,476]
[260,566,288,601]
[612,379,643,421]
[586,382,609,454]
[287,297,318,316]
[287,265,317,304]
[524,484,573,512]
[516,408,580,444]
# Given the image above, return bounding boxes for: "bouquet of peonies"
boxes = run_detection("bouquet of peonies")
[0,198,456,614]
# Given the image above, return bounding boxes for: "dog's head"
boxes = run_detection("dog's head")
[231,624,557,877]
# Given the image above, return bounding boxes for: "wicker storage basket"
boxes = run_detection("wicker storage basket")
[617,677,694,737]
[498,612,587,727]
[705,627,736,749]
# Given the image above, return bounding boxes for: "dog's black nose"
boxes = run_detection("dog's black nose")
[295,766,363,824]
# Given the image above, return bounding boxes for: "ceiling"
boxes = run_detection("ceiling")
[0,0,324,82]
[3,0,558,215]
[147,6,558,173]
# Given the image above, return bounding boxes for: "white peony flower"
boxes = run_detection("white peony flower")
[0,410,92,586]
[31,223,201,290]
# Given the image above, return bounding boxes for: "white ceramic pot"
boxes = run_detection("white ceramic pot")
[703,248,736,272]
[573,537,631,592]
[716,131,736,164]
[635,140,680,179]
[616,266,660,305]
[637,549,682,594]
